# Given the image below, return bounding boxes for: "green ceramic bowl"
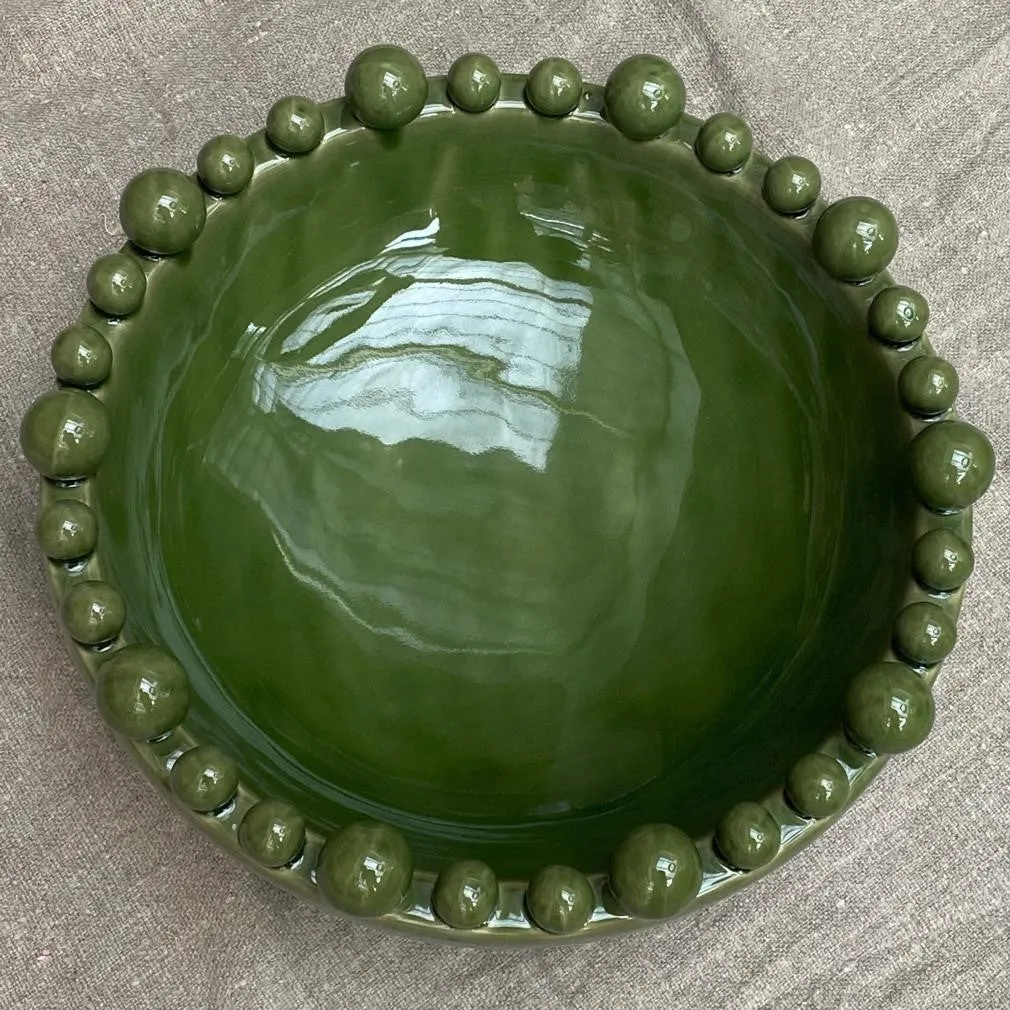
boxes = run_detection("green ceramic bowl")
[20,47,995,943]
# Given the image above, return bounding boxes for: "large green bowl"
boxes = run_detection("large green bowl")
[20,47,995,942]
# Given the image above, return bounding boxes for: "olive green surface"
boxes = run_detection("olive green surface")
[345,45,429,129]
[525,58,582,116]
[893,602,957,666]
[763,156,822,215]
[869,285,930,345]
[912,528,974,592]
[85,252,147,317]
[910,420,996,511]
[317,821,413,917]
[843,663,936,755]
[899,356,959,416]
[608,823,702,918]
[35,499,98,561]
[785,753,850,819]
[238,799,306,868]
[19,388,111,480]
[447,53,502,113]
[432,859,499,929]
[95,644,190,741]
[90,104,923,880]
[119,168,207,256]
[60,580,125,645]
[694,113,752,173]
[197,135,256,196]
[813,197,898,282]
[266,96,325,154]
[170,744,239,812]
[715,802,781,871]
[604,55,685,141]
[525,865,595,934]
[51,324,113,387]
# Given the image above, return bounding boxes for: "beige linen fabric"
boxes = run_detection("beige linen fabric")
[1,2,1008,1007]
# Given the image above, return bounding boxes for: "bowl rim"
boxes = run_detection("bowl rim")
[20,48,992,943]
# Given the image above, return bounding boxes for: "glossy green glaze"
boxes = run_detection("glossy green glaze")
[239,799,306,867]
[346,45,429,129]
[609,823,701,918]
[899,356,958,416]
[60,580,125,645]
[20,389,110,480]
[843,663,935,754]
[526,864,594,933]
[170,744,239,812]
[910,420,996,511]
[785,753,850,818]
[86,253,146,317]
[715,802,780,870]
[35,499,98,561]
[90,105,920,879]
[447,53,501,113]
[763,156,821,215]
[51,324,113,387]
[433,859,499,929]
[317,821,412,917]
[604,55,685,141]
[119,168,207,256]
[695,113,752,173]
[869,286,929,345]
[266,96,324,154]
[813,198,898,283]
[197,135,256,196]
[21,58,995,943]
[912,529,974,592]
[525,58,581,116]
[96,644,190,741]
[893,602,956,666]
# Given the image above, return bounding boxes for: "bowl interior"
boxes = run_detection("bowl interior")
[94,110,917,878]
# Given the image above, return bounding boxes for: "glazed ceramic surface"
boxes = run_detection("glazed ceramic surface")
[20,48,995,942]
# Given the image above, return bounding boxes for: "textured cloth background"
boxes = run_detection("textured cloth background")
[1,2,1008,1008]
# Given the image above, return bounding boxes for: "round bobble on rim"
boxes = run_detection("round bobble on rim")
[695,113,753,173]
[432,859,499,929]
[170,744,238,813]
[899,356,959,417]
[266,96,325,154]
[60,580,125,645]
[20,389,111,480]
[87,253,147,317]
[910,420,995,511]
[604,54,685,141]
[913,528,974,592]
[345,45,428,129]
[893,601,957,666]
[96,644,190,741]
[239,799,306,868]
[120,168,207,256]
[525,57,582,117]
[609,823,702,918]
[785,753,850,818]
[197,134,255,196]
[36,500,98,561]
[813,197,898,283]
[447,52,501,113]
[844,662,935,754]
[715,802,781,871]
[316,821,412,917]
[763,156,822,215]
[869,285,929,345]
[525,864,594,934]
[51,325,112,388]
